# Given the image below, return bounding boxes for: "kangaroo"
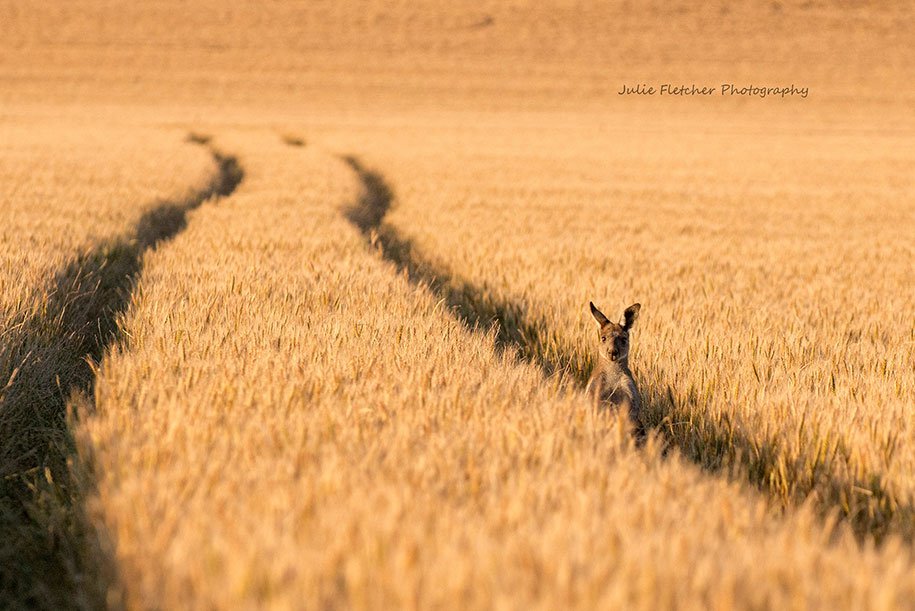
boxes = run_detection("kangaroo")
[586,301,643,436]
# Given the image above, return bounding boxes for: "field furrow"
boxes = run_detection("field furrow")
[0,130,239,609]
[342,156,572,382]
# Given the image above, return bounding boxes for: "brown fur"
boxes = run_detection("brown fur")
[586,302,643,436]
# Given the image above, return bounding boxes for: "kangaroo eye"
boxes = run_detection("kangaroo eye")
[600,335,607,342]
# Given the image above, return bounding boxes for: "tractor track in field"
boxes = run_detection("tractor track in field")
[0,136,243,609]
[340,153,913,545]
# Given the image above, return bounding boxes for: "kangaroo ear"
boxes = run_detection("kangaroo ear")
[589,301,610,326]
[622,303,641,330]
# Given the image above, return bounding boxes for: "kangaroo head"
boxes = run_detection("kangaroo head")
[589,301,640,363]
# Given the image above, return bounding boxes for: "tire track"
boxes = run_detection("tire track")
[341,154,912,544]
[343,156,576,383]
[0,137,242,609]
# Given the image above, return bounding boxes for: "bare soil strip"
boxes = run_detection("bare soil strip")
[0,142,242,610]
[341,155,913,544]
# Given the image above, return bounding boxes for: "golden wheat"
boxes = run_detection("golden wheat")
[0,124,215,608]
[1,1,913,608]
[71,133,914,609]
[327,112,915,539]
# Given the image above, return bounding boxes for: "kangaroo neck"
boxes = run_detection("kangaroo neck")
[599,354,631,377]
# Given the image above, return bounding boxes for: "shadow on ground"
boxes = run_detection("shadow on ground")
[341,154,912,545]
[0,141,242,609]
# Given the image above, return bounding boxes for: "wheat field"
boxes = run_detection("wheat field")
[1,2,914,610]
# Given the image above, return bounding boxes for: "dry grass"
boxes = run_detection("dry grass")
[0,1,914,609]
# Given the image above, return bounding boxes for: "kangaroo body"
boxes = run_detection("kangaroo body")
[587,358,640,424]
[586,301,643,435]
